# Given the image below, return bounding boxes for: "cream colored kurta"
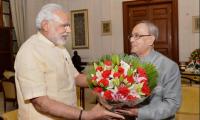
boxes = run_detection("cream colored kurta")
[14,32,79,120]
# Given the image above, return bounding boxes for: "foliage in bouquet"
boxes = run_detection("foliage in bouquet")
[87,54,158,107]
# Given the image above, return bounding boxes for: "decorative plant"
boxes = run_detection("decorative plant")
[190,49,200,61]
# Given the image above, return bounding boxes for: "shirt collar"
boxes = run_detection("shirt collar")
[140,49,156,62]
[37,32,55,47]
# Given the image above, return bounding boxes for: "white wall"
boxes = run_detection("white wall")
[178,0,199,62]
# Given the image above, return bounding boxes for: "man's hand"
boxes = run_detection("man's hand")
[115,108,138,117]
[82,104,125,120]
[75,74,88,87]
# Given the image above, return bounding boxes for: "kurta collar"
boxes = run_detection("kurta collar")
[37,32,55,47]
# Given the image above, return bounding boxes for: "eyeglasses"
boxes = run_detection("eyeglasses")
[128,33,152,40]
[65,23,70,27]
[53,20,70,29]
[64,24,71,29]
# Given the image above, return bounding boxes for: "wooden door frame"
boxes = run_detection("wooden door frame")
[123,0,179,63]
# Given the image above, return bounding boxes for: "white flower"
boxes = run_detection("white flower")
[120,60,130,75]
[137,76,147,83]
[96,71,102,82]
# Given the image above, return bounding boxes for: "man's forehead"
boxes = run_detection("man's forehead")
[133,23,148,33]
[54,10,68,17]
[53,10,69,23]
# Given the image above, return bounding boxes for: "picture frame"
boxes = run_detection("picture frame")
[71,9,89,49]
[2,0,11,27]
[101,20,112,36]
[3,15,10,27]
[2,1,10,14]
[192,16,200,33]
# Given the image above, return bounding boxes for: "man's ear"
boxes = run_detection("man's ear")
[41,20,49,32]
[146,36,155,46]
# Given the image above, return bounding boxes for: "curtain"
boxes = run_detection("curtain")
[10,0,26,47]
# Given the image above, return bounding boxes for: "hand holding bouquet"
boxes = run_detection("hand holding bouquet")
[87,54,158,109]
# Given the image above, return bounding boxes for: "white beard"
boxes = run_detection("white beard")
[48,28,68,46]
[53,35,67,46]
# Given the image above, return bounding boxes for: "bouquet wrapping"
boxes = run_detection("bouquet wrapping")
[87,54,158,109]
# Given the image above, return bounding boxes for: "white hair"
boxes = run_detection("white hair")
[139,20,159,40]
[35,3,66,30]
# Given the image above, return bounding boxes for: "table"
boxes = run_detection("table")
[181,71,200,85]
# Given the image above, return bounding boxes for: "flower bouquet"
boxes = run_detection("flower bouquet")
[87,54,158,109]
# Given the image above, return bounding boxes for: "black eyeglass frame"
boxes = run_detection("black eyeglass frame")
[128,33,152,40]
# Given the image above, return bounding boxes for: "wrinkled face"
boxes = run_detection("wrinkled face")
[130,23,154,57]
[47,10,71,46]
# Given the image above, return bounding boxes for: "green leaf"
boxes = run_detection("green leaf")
[119,74,124,82]
[127,68,134,76]
[135,83,144,95]
[94,63,98,69]
[112,78,120,87]
[143,63,158,90]
[99,61,104,66]
[112,54,120,65]
[114,65,118,72]
[100,54,112,61]
[87,67,96,89]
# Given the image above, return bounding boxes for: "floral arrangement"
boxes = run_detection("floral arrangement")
[185,49,200,74]
[190,49,200,61]
[87,54,158,108]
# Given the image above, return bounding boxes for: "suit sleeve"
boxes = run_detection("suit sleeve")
[138,64,182,120]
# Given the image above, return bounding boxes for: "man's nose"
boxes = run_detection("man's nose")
[130,37,135,42]
[65,26,71,33]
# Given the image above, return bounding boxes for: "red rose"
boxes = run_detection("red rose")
[118,67,124,74]
[98,78,109,87]
[102,70,111,78]
[94,87,103,93]
[137,67,147,77]
[104,90,113,100]
[92,75,97,80]
[126,75,134,84]
[96,66,103,71]
[118,86,130,97]
[142,84,150,96]
[113,72,121,78]
[104,60,112,66]
[126,95,137,101]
